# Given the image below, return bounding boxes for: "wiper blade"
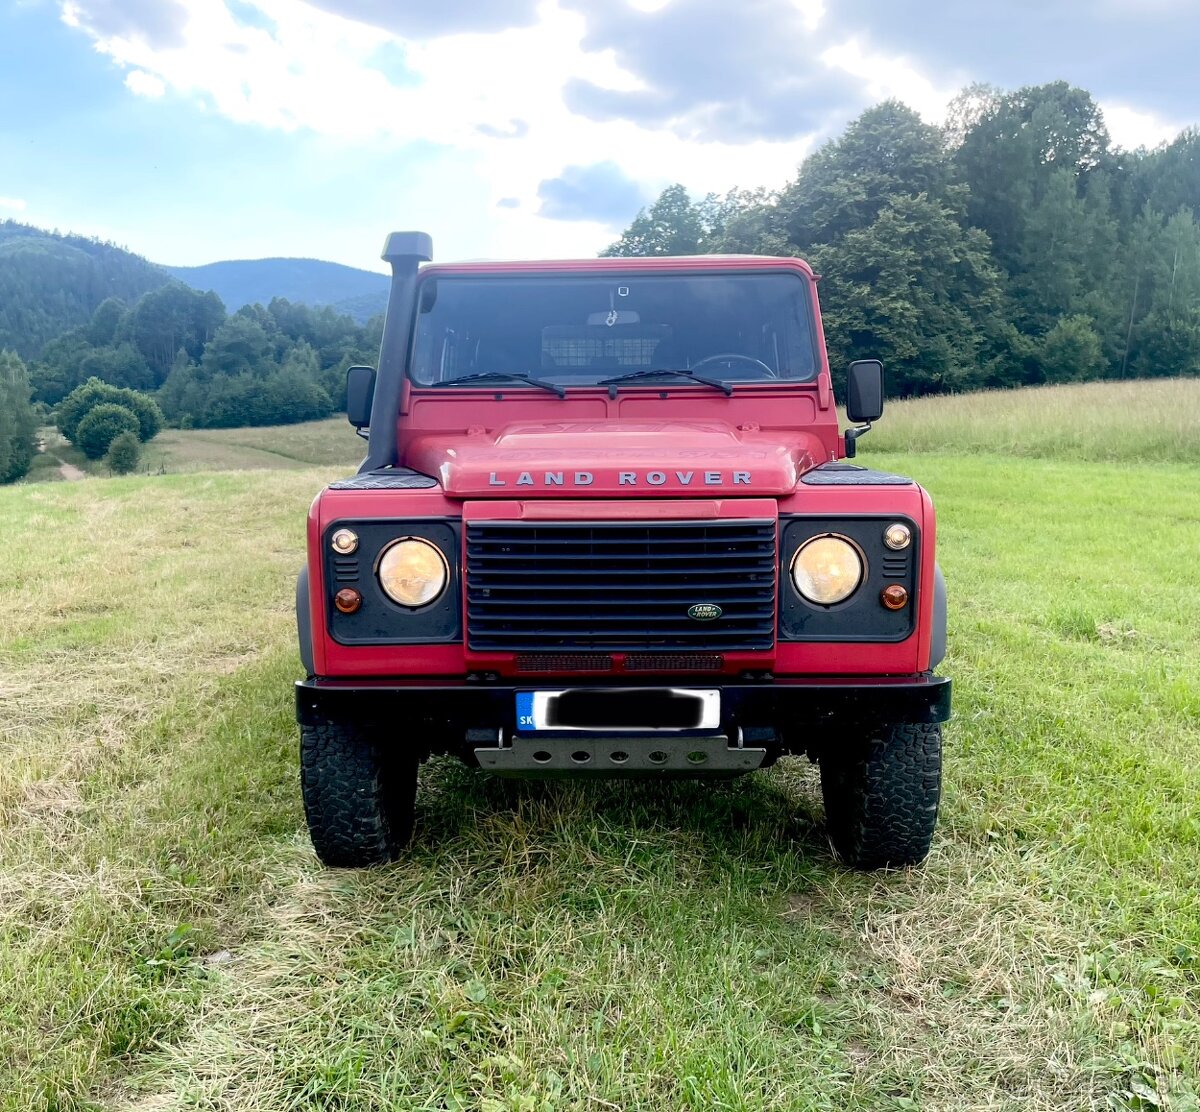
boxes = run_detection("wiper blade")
[597,367,733,397]
[432,372,565,398]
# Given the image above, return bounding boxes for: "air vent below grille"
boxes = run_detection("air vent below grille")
[624,654,724,672]
[514,654,613,673]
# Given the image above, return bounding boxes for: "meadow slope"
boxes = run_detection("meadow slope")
[1,382,1198,1111]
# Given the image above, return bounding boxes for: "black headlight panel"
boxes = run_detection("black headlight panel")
[779,516,918,641]
[324,519,461,644]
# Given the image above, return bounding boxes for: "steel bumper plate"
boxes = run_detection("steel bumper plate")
[474,732,766,779]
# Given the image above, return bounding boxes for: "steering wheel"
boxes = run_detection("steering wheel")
[691,353,776,377]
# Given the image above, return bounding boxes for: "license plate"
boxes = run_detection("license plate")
[515,688,720,732]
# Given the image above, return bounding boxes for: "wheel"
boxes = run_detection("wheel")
[300,716,419,867]
[819,722,942,869]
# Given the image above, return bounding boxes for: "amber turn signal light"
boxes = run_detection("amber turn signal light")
[334,588,363,614]
[881,584,908,610]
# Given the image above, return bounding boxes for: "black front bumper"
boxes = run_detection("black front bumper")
[296,674,951,745]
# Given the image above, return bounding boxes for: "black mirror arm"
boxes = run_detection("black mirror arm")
[354,424,369,441]
[843,420,873,458]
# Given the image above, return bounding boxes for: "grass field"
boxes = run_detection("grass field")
[23,419,365,482]
[867,377,1200,463]
[2,381,1198,1110]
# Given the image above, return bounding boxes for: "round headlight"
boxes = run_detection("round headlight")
[377,538,449,608]
[791,535,864,606]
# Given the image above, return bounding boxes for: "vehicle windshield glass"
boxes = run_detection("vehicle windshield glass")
[409,272,818,387]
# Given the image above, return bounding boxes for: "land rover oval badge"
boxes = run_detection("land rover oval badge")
[687,603,722,621]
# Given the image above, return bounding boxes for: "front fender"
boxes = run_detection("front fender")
[296,566,314,677]
[930,563,947,668]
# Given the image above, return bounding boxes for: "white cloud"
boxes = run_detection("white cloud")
[1100,102,1183,150]
[56,0,1189,264]
[57,0,832,258]
[820,37,959,124]
[0,196,29,211]
[124,69,166,97]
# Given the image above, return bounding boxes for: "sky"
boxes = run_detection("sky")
[0,0,1195,272]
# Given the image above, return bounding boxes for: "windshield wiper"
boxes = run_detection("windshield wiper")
[432,372,565,398]
[597,367,733,398]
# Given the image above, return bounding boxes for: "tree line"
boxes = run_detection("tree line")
[30,283,383,429]
[603,82,1200,397]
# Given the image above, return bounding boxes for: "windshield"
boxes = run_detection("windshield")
[409,271,818,388]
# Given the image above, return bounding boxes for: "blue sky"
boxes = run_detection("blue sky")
[1,0,1195,272]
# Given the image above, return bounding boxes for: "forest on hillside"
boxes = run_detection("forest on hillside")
[0,221,170,360]
[605,82,1200,397]
[28,282,382,429]
[0,219,383,433]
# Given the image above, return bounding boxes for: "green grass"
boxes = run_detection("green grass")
[144,418,365,474]
[1,382,1198,1110]
[21,418,365,483]
[867,377,1200,463]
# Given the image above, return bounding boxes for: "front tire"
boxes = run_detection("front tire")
[819,722,942,869]
[300,716,419,867]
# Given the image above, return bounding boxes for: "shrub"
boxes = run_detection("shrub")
[1038,315,1105,383]
[105,430,141,474]
[57,378,164,443]
[76,403,140,460]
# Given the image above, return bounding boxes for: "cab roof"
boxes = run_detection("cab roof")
[418,254,816,280]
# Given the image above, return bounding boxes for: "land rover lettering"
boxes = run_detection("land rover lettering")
[485,469,754,488]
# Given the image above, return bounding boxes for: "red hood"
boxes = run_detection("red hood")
[403,420,827,497]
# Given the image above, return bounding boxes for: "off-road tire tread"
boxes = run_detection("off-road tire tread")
[300,717,418,867]
[820,721,942,870]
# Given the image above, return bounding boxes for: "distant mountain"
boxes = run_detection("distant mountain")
[165,258,389,322]
[0,223,392,362]
[0,221,170,359]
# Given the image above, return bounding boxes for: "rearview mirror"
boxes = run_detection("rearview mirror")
[846,360,884,424]
[346,365,376,430]
[586,310,641,327]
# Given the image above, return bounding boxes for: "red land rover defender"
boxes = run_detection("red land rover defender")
[296,232,950,870]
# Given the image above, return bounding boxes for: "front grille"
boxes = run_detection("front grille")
[467,520,777,652]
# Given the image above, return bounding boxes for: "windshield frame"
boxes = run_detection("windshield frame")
[404,264,822,392]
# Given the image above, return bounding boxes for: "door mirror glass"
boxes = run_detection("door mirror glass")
[846,360,884,423]
[346,365,376,429]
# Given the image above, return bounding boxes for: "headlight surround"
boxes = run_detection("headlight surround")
[377,537,449,608]
[790,534,865,606]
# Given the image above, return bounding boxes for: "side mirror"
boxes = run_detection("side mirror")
[346,365,376,430]
[846,359,884,424]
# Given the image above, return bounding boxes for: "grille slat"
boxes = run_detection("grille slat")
[465,550,774,564]
[466,535,775,549]
[467,569,773,582]
[467,520,777,652]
